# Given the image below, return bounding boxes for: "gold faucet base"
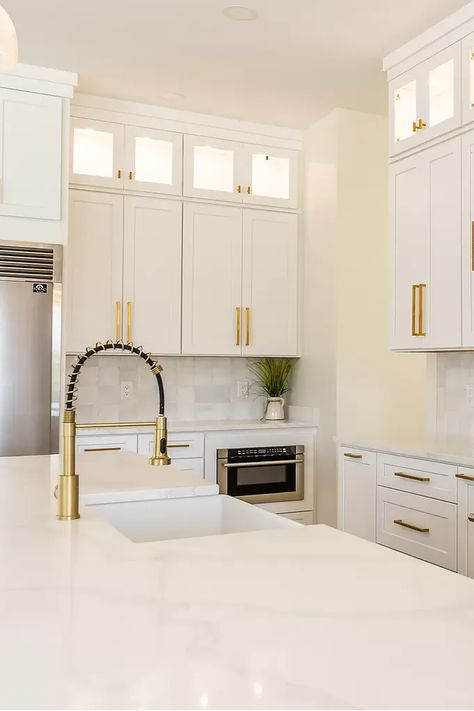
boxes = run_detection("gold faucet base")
[57,473,80,521]
[57,514,81,521]
[149,455,171,466]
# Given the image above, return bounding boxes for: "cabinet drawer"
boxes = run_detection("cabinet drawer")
[76,434,138,454]
[341,448,376,466]
[376,486,457,571]
[377,453,457,502]
[137,431,204,459]
[170,457,203,478]
[279,511,313,525]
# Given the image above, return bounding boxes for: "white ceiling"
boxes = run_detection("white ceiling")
[3,0,470,128]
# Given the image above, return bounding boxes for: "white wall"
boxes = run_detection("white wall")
[293,108,427,526]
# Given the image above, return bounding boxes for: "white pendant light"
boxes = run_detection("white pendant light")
[0,5,17,74]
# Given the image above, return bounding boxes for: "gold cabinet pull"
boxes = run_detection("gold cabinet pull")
[417,118,426,130]
[117,169,122,179]
[471,221,474,271]
[245,306,250,346]
[128,170,133,180]
[394,471,430,482]
[411,284,426,336]
[115,301,121,341]
[247,185,252,195]
[344,453,363,459]
[412,121,418,133]
[456,473,474,481]
[168,443,191,449]
[393,519,429,533]
[127,301,132,343]
[236,185,242,193]
[468,514,474,522]
[418,283,426,336]
[412,284,418,335]
[236,307,241,346]
[83,447,122,452]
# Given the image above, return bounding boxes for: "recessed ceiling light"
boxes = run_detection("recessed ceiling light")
[160,91,185,101]
[223,5,258,21]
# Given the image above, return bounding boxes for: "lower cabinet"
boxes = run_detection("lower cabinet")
[457,470,474,577]
[279,510,313,525]
[338,448,377,542]
[137,432,204,477]
[376,486,457,571]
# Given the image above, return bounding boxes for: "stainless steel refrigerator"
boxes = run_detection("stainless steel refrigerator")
[0,241,62,456]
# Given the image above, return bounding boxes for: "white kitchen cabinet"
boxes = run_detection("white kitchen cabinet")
[137,432,204,477]
[456,469,474,577]
[123,196,182,354]
[184,134,299,208]
[461,129,474,346]
[389,43,461,155]
[279,510,313,525]
[76,433,138,455]
[242,210,298,356]
[182,202,243,355]
[390,137,461,350]
[124,125,182,194]
[462,32,474,125]
[338,448,377,542]
[66,190,124,352]
[70,117,124,189]
[376,453,457,503]
[183,135,243,202]
[0,89,62,219]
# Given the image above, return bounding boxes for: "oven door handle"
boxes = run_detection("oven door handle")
[223,459,302,468]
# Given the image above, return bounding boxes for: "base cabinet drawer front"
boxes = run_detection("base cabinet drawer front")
[137,432,204,459]
[377,487,457,571]
[376,453,457,502]
[170,457,203,478]
[279,510,313,525]
[77,434,138,454]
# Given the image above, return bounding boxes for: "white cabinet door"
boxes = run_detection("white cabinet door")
[242,210,298,356]
[123,196,182,354]
[66,191,123,352]
[338,448,377,542]
[183,135,243,202]
[76,433,138,454]
[457,470,474,577]
[389,44,461,156]
[462,129,474,347]
[182,202,242,355]
[125,126,182,195]
[391,137,461,350]
[242,144,299,209]
[0,89,62,219]
[70,117,124,189]
[462,33,474,125]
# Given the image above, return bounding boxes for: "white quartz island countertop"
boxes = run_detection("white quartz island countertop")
[2,456,474,709]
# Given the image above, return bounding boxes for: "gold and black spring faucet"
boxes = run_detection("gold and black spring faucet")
[57,340,171,521]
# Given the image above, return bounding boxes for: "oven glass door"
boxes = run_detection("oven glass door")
[226,460,297,497]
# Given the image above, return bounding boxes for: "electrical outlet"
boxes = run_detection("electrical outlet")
[237,380,250,399]
[121,381,133,400]
[465,384,474,408]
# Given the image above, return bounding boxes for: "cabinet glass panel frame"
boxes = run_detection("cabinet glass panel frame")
[183,134,243,202]
[462,32,474,125]
[241,144,299,209]
[125,125,183,195]
[70,117,125,189]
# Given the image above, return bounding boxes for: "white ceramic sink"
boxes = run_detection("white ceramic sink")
[90,494,299,543]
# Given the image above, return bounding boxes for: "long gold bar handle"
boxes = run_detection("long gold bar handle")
[168,444,191,449]
[84,447,122,452]
[245,307,250,346]
[393,519,429,533]
[418,283,426,337]
[344,453,363,459]
[456,473,474,481]
[412,284,418,336]
[115,301,121,341]
[127,301,132,343]
[471,221,474,271]
[236,307,241,346]
[394,471,430,482]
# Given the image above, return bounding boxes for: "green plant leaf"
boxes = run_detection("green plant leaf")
[247,357,294,398]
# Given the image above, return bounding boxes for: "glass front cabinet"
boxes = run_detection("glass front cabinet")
[389,44,461,156]
[70,117,183,194]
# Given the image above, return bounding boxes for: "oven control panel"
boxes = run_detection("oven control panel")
[225,445,302,462]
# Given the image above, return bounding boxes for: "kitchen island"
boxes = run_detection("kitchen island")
[1,455,474,709]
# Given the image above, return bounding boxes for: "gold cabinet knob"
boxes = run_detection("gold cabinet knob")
[128,170,133,180]
[247,185,252,195]
[236,184,242,193]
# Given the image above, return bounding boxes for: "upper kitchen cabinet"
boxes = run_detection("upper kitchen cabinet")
[390,137,461,350]
[124,126,182,194]
[462,129,474,347]
[389,44,461,156]
[184,134,299,209]
[70,117,183,195]
[0,88,62,219]
[462,32,474,125]
[70,117,125,189]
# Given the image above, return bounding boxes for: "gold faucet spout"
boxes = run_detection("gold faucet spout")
[57,408,80,520]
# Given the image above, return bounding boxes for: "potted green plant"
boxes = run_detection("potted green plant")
[248,358,294,421]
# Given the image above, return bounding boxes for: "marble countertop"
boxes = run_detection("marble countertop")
[78,419,317,436]
[340,434,474,468]
[2,455,474,708]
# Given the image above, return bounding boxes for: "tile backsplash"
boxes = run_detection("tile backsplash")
[65,355,266,423]
[436,353,474,436]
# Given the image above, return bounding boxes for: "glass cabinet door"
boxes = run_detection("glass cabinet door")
[183,135,243,202]
[125,126,182,195]
[393,79,417,145]
[70,117,124,188]
[242,145,298,209]
[428,59,454,127]
[462,33,474,125]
